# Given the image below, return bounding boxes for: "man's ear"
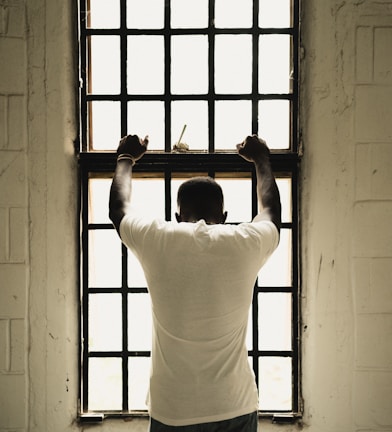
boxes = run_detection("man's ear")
[222,211,228,223]
[175,212,182,223]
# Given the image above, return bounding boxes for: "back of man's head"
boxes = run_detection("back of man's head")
[176,176,226,224]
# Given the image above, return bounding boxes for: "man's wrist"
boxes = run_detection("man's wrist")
[117,153,136,166]
[252,154,270,166]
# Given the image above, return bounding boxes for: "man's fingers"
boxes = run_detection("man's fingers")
[119,134,149,146]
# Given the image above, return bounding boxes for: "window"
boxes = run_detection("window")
[79,0,300,420]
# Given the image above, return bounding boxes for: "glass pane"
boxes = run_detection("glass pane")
[217,177,252,223]
[258,229,292,287]
[215,35,252,94]
[259,0,292,28]
[127,177,165,287]
[277,177,292,223]
[215,0,252,28]
[127,0,164,29]
[89,294,122,351]
[129,357,151,410]
[128,101,165,150]
[89,101,121,150]
[88,357,122,410]
[215,100,252,150]
[131,178,165,219]
[259,357,292,411]
[171,179,181,220]
[88,0,120,28]
[128,36,164,94]
[171,36,208,95]
[89,229,122,287]
[89,178,112,224]
[128,294,152,351]
[258,293,292,350]
[258,99,290,149]
[171,101,208,150]
[259,35,292,94]
[128,252,147,287]
[89,36,120,95]
[171,0,208,28]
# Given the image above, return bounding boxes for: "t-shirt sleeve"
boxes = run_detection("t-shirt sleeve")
[119,211,172,259]
[119,213,156,259]
[237,219,280,268]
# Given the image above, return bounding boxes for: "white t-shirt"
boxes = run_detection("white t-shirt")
[120,214,279,426]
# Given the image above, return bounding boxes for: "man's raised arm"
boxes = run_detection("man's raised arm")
[237,135,281,232]
[109,134,148,233]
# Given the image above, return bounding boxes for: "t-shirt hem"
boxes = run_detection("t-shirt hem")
[150,405,258,427]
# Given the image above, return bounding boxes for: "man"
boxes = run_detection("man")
[109,135,281,431]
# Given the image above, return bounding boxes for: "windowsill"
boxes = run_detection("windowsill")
[78,150,300,172]
[78,411,303,425]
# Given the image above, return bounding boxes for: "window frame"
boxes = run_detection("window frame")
[78,0,301,421]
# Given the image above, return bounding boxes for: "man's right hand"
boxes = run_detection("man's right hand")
[117,134,149,161]
[236,135,270,163]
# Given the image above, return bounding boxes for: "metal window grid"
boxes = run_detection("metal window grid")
[78,0,301,419]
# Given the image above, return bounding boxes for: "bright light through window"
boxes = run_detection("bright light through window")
[86,1,294,151]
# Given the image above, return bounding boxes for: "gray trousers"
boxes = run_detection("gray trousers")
[149,411,258,432]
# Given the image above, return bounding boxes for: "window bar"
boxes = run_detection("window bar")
[251,169,258,221]
[77,166,83,413]
[122,242,129,411]
[81,167,89,411]
[291,0,301,405]
[251,283,259,386]
[208,0,215,152]
[259,286,293,293]
[165,170,172,221]
[120,0,129,410]
[86,2,96,152]
[291,167,300,412]
[164,1,171,152]
[128,351,151,358]
[252,0,260,135]
[292,0,300,154]
[120,0,128,138]
[251,169,259,385]
[79,0,88,152]
[259,351,293,357]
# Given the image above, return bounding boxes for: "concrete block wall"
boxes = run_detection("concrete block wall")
[0,0,391,431]
[301,1,392,431]
[0,1,28,430]
[352,11,392,432]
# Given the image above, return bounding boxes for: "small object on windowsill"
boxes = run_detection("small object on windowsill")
[173,142,189,152]
[173,124,189,152]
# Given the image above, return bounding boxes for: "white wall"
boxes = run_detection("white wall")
[0,0,391,431]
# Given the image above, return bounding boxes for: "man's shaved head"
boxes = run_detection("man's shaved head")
[176,176,227,224]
